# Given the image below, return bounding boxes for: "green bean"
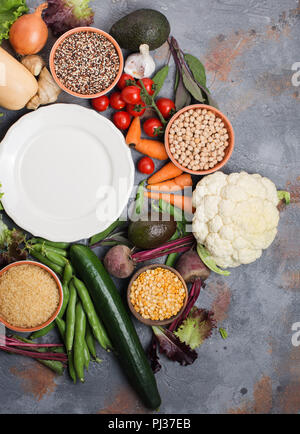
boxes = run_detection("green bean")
[58,283,70,319]
[44,250,68,268]
[74,302,86,383]
[11,335,65,375]
[65,281,77,353]
[86,322,101,363]
[83,341,90,370]
[56,317,77,383]
[63,262,74,286]
[89,219,125,246]
[29,322,55,340]
[30,250,63,275]
[29,238,70,250]
[73,277,112,351]
[165,229,181,268]
[30,243,68,257]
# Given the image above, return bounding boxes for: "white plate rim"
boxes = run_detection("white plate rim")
[0,104,135,241]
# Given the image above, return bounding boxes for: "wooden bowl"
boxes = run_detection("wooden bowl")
[165,104,235,175]
[49,27,124,99]
[127,264,188,326]
[0,261,63,333]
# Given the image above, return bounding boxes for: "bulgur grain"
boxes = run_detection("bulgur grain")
[0,264,60,328]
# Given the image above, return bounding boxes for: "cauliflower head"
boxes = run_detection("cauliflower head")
[192,171,280,268]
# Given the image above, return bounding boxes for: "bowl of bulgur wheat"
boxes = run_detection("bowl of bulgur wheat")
[0,261,63,332]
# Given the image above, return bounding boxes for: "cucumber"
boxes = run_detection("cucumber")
[70,245,161,410]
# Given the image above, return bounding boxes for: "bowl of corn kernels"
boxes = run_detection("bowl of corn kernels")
[127,264,188,326]
[165,104,235,175]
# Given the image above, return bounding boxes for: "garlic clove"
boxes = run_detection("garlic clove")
[124,44,156,79]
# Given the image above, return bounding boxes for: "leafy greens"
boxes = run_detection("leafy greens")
[0,218,27,268]
[0,0,28,44]
[43,0,95,36]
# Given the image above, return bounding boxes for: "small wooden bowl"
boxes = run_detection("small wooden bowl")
[165,104,235,176]
[127,264,188,326]
[0,261,63,333]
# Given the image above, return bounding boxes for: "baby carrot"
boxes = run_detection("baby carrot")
[144,191,195,214]
[126,116,141,146]
[147,174,192,192]
[148,161,183,185]
[131,139,168,160]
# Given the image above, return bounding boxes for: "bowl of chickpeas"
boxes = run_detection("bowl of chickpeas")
[165,104,235,175]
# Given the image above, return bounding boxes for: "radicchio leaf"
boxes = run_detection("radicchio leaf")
[152,326,197,366]
[147,335,162,374]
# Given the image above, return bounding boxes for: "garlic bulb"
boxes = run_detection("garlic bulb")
[124,44,156,79]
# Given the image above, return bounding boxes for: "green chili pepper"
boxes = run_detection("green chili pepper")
[85,322,101,363]
[63,262,74,286]
[30,250,63,275]
[73,277,112,351]
[56,317,77,383]
[74,302,86,383]
[65,281,77,353]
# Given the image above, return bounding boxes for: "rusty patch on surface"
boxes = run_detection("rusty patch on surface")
[228,376,272,414]
[10,362,57,401]
[279,382,300,414]
[98,386,151,414]
[256,71,293,97]
[154,42,170,61]
[204,31,256,82]
[282,271,300,291]
[286,179,300,205]
[206,280,231,323]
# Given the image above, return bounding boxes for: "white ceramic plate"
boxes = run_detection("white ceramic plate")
[0,104,134,242]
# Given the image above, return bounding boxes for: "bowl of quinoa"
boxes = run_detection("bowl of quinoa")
[50,27,123,99]
[165,104,235,175]
[127,264,188,326]
[0,261,63,332]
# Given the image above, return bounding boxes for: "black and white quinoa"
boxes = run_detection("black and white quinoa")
[54,31,120,95]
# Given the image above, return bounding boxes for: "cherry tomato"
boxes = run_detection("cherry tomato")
[92,95,109,112]
[143,118,163,138]
[121,85,141,105]
[110,92,126,110]
[137,157,155,175]
[113,111,131,130]
[117,73,135,90]
[156,98,176,119]
[137,78,155,96]
[126,101,146,117]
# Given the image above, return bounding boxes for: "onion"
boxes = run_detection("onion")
[9,3,49,55]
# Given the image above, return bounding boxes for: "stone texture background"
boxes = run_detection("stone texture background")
[0,0,299,414]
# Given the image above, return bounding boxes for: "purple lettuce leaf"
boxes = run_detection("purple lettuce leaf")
[152,326,197,367]
[43,0,94,36]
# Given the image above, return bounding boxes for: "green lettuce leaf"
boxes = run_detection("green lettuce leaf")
[174,307,216,350]
[0,0,28,44]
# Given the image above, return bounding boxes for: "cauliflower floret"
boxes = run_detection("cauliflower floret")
[192,171,280,269]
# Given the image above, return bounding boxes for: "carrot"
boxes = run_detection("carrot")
[130,139,168,160]
[144,191,195,214]
[126,116,141,146]
[148,161,183,185]
[147,174,193,192]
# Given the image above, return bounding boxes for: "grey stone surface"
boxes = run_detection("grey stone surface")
[0,0,299,414]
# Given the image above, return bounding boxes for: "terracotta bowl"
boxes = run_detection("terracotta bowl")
[49,27,124,99]
[165,104,235,176]
[0,261,63,333]
[127,264,188,326]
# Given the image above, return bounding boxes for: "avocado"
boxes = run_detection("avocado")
[110,9,171,51]
[128,214,177,249]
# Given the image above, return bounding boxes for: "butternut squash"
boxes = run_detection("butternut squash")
[0,47,38,110]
